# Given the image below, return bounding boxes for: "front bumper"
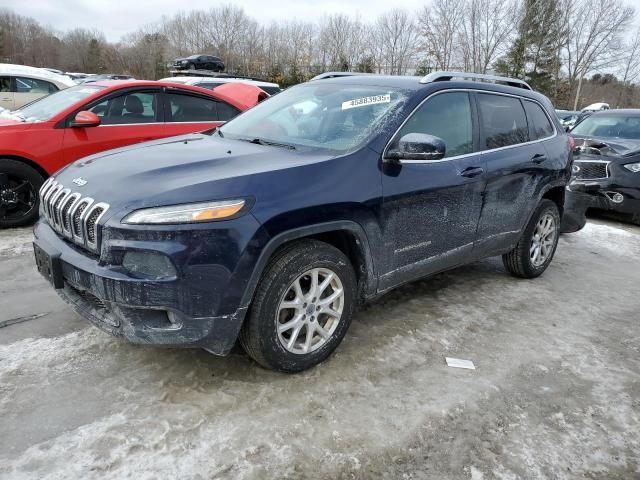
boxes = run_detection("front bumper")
[33,215,267,354]
[561,181,640,232]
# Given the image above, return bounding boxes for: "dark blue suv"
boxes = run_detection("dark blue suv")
[33,71,572,372]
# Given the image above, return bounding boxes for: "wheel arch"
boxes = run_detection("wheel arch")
[239,221,377,310]
[0,155,49,181]
[541,184,566,216]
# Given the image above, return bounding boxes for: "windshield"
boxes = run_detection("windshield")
[219,83,409,153]
[12,85,103,122]
[571,114,640,140]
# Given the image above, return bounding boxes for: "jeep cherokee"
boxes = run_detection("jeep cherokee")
[33,71,572,372]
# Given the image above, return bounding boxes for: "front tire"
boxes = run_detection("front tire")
[502,199,560,278]
[0,159,44,228]
[239,240,357,373]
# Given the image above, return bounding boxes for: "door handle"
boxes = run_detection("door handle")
[531,153,547,164]
[460,166,484,178]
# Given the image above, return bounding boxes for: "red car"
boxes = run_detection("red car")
[0,80,266,227]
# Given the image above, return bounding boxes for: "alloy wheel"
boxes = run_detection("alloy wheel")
[530,213,557,267]
[0,173,37,222]
[276,267,344,354]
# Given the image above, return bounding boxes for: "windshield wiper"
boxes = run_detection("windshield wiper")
[242,137,296,150]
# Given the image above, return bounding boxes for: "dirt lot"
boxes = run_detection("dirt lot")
[1,219,639,479]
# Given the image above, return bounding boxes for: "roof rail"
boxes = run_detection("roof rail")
[168,69,272,83]
[420,71,532,90]
[310,71,372,81]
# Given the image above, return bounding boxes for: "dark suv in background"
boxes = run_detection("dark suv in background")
[562,109,640,231]
[33,71,572,372]
[173,55,225,72]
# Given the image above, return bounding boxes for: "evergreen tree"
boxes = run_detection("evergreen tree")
[495,0,565,96]
[86,38,103,73]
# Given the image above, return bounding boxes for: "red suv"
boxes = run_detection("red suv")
[0,80,265,227]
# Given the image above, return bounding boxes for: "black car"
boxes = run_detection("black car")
[173,55,225,72]
[562,110,640,231]
[33,71,571,372]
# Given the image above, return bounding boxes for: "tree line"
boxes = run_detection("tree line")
[1,0,639,109]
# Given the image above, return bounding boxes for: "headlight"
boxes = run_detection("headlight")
[122,199,245,225]
[623,162,640,173]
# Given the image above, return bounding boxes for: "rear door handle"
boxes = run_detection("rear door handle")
[531,153,547,164]
[460,166,484,178]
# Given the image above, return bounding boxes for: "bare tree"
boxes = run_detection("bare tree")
[616,26,640,106]
[418,0,466,70]
[564,0,635,109]
[459,0,518,73]
[374,9,419,75]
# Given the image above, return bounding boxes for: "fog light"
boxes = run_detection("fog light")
[122,251,177,279]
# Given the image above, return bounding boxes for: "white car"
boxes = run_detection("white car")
[159,75,281,96]
[581,102,610,113]
[0,64,75,110]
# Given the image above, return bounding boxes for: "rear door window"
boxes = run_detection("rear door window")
[216,101,241,121]
[15,77,58,94]
[523,100,555,139]
[166,93,220,122]
[165,93,241,122]
[394,91,473,158]
[477,93,529,149]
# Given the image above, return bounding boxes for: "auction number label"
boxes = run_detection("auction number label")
[342,94,391,110]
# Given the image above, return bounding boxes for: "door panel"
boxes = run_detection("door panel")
[379,91,485,290]
[473,93,550,256]
[62,124,169,163]
[62,90,166,163]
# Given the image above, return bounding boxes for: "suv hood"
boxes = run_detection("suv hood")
[573,135,640,158]
[53,133,329,214]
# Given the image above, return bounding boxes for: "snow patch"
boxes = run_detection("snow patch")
[0,227,33,257]
[570,222,640,257]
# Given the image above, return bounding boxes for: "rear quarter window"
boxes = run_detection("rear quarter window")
[524,100,555,139]
[477,93,529,149]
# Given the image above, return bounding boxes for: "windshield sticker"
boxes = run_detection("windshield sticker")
[342,94,390,111]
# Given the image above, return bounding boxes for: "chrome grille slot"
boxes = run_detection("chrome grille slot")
[40,177,109,253]
[52,189,71,230]
[61,193,80,236]
[85,204,108,248]
[45,184,62,221]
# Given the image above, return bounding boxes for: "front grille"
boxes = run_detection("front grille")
[39,177,109,253]
[573,161,609,180]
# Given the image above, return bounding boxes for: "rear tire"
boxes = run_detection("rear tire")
[239,240,357,373]
[502,199,560,279]
[0,159,44,229]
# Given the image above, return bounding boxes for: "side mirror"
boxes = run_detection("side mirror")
[70,111,101,128]
[386,133,446,162]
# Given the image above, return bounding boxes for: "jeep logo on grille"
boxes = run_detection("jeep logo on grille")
[72,177,88,186]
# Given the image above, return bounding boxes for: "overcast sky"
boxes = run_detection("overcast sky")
[2,0,429,42]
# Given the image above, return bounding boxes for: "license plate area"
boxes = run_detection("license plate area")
[33,242,64,289]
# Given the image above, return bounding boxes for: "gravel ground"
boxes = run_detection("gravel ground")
[0,220,638,479]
